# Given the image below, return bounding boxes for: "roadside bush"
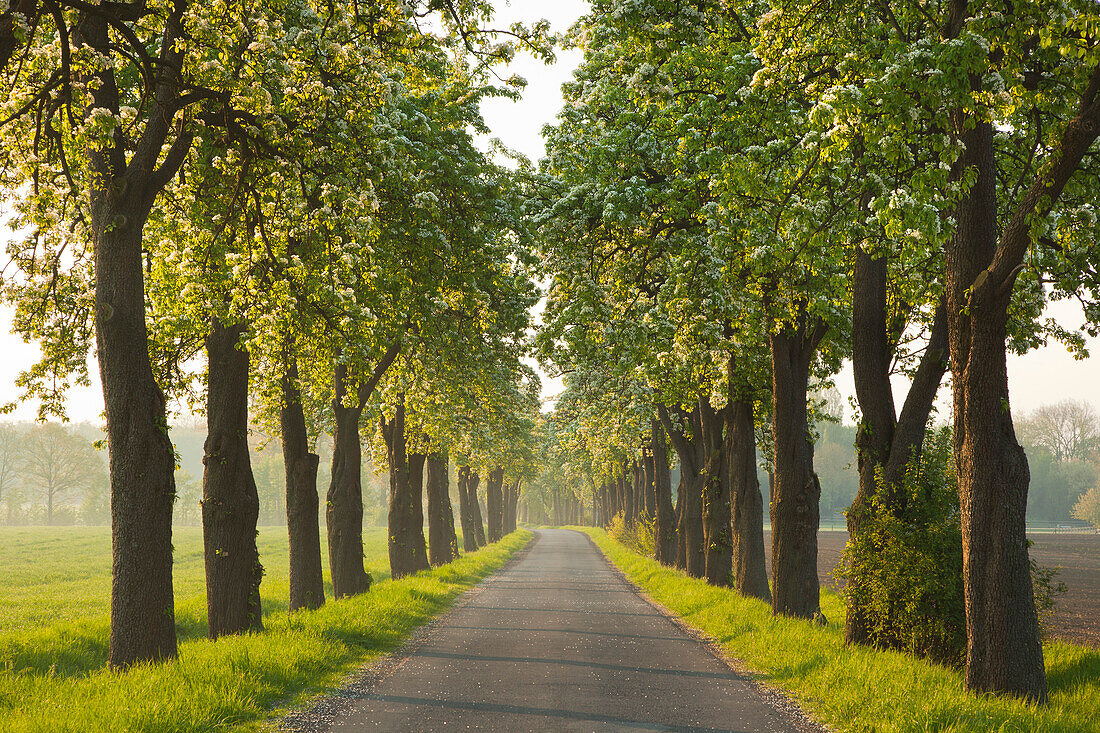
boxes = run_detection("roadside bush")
[837,428,967,667]
[608,512,655,558]
[838,427,1067,666]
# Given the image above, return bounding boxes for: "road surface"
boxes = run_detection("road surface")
[319,529,816,732]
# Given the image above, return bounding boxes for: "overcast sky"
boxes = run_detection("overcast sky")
[2,0,1098,426]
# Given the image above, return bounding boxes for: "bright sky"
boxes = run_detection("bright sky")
[2,0,1098,426]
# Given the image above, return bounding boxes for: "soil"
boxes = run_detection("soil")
[764,530,1100,649]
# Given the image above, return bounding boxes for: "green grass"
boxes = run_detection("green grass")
[578,527,1100,733]
[0,525,530,732]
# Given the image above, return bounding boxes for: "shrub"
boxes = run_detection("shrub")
[608,512,655,558]
[837,427,1067,666]
[1072,486,1100,530]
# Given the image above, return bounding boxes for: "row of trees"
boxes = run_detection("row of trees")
[534,0,1100,705]
[1,1,543,668]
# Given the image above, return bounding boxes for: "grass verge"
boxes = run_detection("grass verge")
[0,529,530,732]
[578,527,1099,733]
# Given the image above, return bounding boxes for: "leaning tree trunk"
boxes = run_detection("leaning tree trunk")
[770,316,827,619]
[281,356,325,611]
[650,418,678,565]
[728,396,771,602]
[426,451,459,566]
[486,467,505,542]
[383,403,430,578]
[699,398,733,587]
[326,364,371,598]
[659,404,706,578]
[202,321,263,637]
[457,466,482,550]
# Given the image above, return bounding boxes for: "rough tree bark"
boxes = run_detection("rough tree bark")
[426,451,459,567]
[202,321,263,637]
[457,466,483,550]
[280,355,324,611]
[699,398,732,587]
[327,363,371,598]
[486,467,505,542]
[650,418,678,565]
[769,314,828,619]
[658,404,706,578]
[728,396,771,602]
[382,401,430,578]
[71,5,195,668]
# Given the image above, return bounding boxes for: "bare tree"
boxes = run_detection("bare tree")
[0,424,22,523]
[21,423,105,524]
[1017,400,1100,463]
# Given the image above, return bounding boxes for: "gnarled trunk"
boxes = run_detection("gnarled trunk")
[486,467,504,542]
[770,317,827,619]
[202,321,263,638]
[326,364,371,598]
[281,356,324,612]
[426,451,459,566]
[383,402,429,578]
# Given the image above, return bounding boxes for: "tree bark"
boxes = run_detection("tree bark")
[486,467,505,542]
[74,8,191,668]
[699,398,733,587]
[658,404,706,577]
[426,451,459,566]
[651,418,678,565]
[382,402,430,578]
[729,396,771,602]
[457,466,484,550]
[326,364,371,598]
[503,479,520,534]
[202,321,263,637]
[769,316,827,619]
[281,356,324,611]
[947,120,1041,700]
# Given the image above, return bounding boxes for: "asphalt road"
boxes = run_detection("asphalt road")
[322,529,815,732]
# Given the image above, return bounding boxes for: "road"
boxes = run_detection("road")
[315,529,816,732]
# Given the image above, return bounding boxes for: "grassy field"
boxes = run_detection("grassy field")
[580,527,1100,733]
[0,525,531,732]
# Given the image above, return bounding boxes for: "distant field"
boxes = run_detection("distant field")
[780,530,1100,648]
[0,525,391,636]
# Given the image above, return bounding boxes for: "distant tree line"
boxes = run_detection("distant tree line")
[0,422,108,525]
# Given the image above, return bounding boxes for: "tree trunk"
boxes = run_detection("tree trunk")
[947,120,1044,701]
[456,466,481,551]
[469,470,487,545]
[729,396,771,602]
[326,364,371,598]
[382,402,430,578]
[486,467,504,542]
[503,479,519,534]
[659,404,706,578]
[847,250,949,643]
[97,191,177,669]
[202,321,263,637]
[699,398,732,587]
[281,356,324,612]
[651,418,678,565]
[770,316,827,619]
[426,451,459,566]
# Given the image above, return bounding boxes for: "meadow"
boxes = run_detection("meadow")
[0,525,531,732]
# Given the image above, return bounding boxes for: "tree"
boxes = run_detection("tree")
[21,423,105,524]
[0,424,20,523]
[1018,400,1100,462]
[1073,486,1100,530]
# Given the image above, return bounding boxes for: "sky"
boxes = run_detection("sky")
[2,0,1099,426]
